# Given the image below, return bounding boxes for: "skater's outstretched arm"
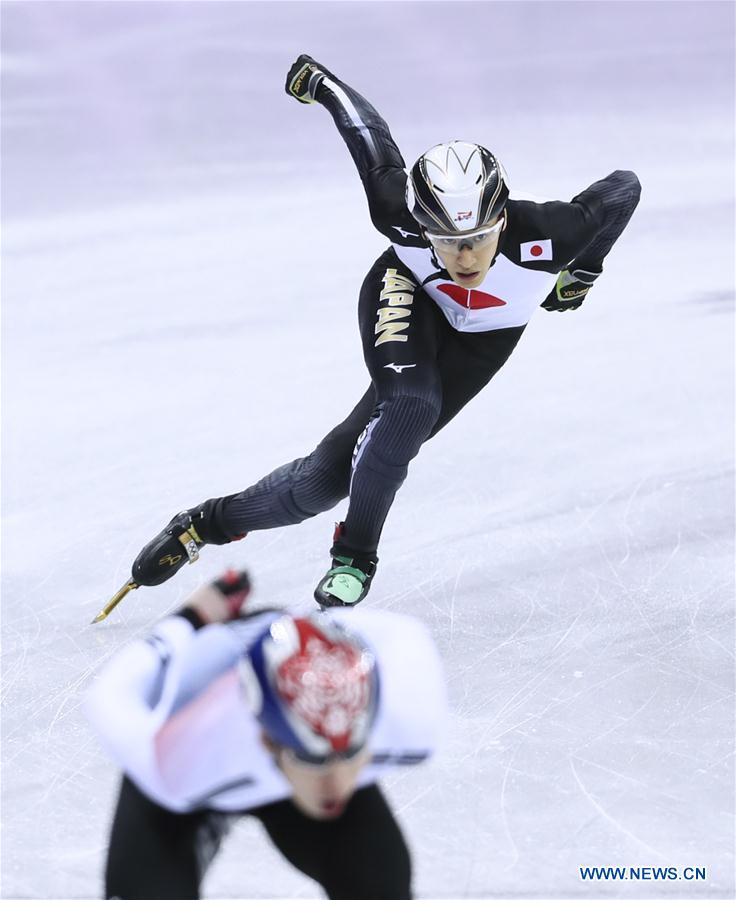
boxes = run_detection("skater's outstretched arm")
[285,54,416,239]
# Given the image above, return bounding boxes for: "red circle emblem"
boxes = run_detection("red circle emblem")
[530,244,543,257]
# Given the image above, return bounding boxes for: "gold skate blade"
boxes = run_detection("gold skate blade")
[91,579,139,624]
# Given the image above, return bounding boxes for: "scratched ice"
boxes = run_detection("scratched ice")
[2,3,733,898]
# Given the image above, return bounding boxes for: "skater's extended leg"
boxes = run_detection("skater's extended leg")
[215,387,376,536]
[131,389,375,589]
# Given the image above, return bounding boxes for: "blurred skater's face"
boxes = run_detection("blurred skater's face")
[266,738,371,819]
[431,215,505,289]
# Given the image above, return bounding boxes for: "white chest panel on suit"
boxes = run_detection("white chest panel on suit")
[392,242,558,332]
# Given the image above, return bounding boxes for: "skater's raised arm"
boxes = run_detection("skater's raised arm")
[84,572,260,808]
[285,54,412,238]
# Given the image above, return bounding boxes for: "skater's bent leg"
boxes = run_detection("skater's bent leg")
[340,327,525,556]
[105,776,230,900]
[337,249,444,556]
[202,388,376,539]
[342,393,440,555]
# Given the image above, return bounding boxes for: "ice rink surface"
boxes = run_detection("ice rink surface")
[2,2,734,898]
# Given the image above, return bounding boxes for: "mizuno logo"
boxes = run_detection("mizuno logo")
[384,363,416,373]
[392,226,419,238]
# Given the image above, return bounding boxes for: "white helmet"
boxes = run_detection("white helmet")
[406,141,509,235]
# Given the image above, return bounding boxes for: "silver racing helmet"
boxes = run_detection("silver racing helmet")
[406,141,509,251]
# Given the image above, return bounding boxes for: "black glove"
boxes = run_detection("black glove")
[285,54,328,104]
[542,267,601,312]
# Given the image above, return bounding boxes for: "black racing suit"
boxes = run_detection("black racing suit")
[199,69,641,561]
[106,777,410,900]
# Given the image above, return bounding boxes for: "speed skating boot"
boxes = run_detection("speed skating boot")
[314,523,377,608]
[131,511,207,587]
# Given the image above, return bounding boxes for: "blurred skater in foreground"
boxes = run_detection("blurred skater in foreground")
[86,571,446,899]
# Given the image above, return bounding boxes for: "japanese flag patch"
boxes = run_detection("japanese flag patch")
[520,239,553,262]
